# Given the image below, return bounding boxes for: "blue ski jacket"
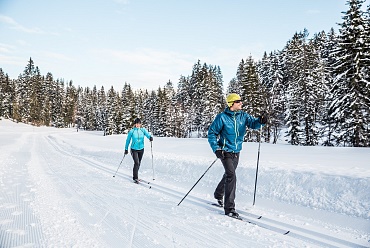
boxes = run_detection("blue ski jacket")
[125,127,152,150]
[208,108,264,153]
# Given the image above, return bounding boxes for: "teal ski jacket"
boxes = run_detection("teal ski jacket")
[208,107,264,153]
[125,127,152,150]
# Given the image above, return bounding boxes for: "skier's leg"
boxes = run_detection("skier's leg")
[223,152,239,214]
[214,174,226,201]
[137,149,144,178]
[131,149,140,180]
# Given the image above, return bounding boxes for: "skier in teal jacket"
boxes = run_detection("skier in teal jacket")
[208,93,267,218]
[125,118,153,183]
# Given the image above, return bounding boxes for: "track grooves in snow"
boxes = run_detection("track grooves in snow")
[0,134,45,247]
[44,135,368,248]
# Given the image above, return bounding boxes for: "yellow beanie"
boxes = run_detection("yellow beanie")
[226,93,241,107]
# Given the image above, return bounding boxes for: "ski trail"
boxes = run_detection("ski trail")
[0,132,45,247]
[27,133,106,247]
[128,208,139,247]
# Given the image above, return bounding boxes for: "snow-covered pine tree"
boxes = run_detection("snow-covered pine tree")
[149,90,160,136]
[267,51,285,144]
[42,72,54,126]
[329,0,369,147]
[239,56,266,142]
[80,87,93,130]
[284,32,306,145]
[313,30,337,146]
[97,86,107,135]
[142,89,156,135]
[189,60,204,137]
[133,89,145,128]
[50,79,64,128]
[63,80,78,128]
[105,86,118,135]
[163,80,176,137]
[227,78,240,95]
[0,69,14,119]
[113,92,123,134]
[363,2,370,146]
[204,65,224,134]
[173,75,189,137]
[16,58,36,123]
[121,83,135,132]
[28,66,42,125]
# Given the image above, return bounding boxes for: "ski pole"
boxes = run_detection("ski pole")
[151,141,155,180]
[177,158,218,206]
[252,126,262,205]
[113,154,126,177]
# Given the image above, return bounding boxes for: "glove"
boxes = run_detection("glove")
[259,112,268,124]
[149,136,153,142]
[215,150,224,159]
[124,150,128,155]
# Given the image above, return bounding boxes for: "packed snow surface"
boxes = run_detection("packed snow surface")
[0,119,369,247]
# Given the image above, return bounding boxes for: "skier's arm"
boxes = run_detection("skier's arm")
[208,114,223,153]
[246,114,264,130]
[125,130,133,150]
[142,128,152,140]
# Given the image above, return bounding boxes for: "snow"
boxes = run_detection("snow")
[0,119,369,248]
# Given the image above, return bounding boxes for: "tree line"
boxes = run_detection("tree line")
[0,0,369,147]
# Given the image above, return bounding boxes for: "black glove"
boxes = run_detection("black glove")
[215,150,224,159]
[124,150,128,155]
[259,112,268,124]
[149,136,153,142]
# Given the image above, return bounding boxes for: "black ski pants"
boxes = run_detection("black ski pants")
[131,148,144,180]
[214,152,239,214]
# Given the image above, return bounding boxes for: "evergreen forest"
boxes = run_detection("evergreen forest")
[1,0,369,147]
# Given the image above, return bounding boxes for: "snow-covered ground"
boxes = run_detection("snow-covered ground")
[0,119,369,248]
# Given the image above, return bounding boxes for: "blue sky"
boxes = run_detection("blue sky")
[0,0,349,91]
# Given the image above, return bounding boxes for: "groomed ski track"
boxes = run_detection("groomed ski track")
[43,134,368,248]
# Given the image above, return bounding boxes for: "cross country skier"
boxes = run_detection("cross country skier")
[208,93,267,218]
[125,118,153,183]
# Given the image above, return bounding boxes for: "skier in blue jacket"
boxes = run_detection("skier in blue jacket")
[125,118,153,183]
[208,93,267,218]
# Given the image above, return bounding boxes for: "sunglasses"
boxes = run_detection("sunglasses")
[233,100,242,103]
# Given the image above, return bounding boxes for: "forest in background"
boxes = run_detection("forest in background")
[0,0,369,147]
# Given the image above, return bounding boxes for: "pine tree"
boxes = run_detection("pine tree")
[239,56,266,141]
[16,58,36,122]
[97,86,107,135]
[42,72,54,126]
[105,86,118,135]
[227,78,240,95]
[205,65,224,133]
[329,0,369,146]
[320,28,338,146]
[257,51,284,143]
[0,69,14,118]
[142,90,156,134]
[163,80,176,137]
[121,83,135,132]
[63,80,78,128]
[29,66,43,125]
[284,32,306,145]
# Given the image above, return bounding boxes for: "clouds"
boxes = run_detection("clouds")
[0,15,44,34]
[88,47,195,89]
